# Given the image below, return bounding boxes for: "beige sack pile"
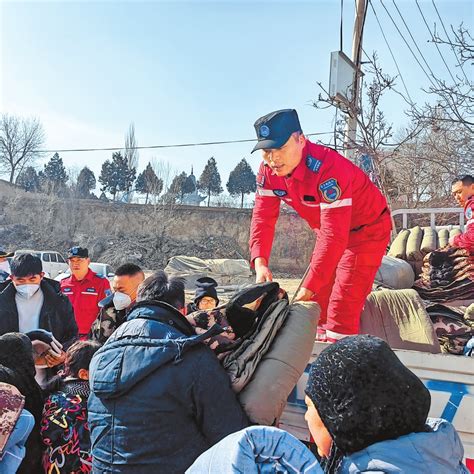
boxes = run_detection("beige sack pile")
[388,226,462,277]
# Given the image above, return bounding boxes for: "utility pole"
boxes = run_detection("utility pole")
[344,0,366,160]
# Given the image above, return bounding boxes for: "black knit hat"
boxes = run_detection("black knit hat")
[0,333,44,424]
[194,277,219,305]
[305,335,430,455]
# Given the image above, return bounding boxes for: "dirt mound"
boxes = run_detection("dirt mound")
[0,223,247,273]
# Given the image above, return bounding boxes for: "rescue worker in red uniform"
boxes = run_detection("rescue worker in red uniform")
[249,109,392,341]
[60,247,111,338]
[449,175,474,253]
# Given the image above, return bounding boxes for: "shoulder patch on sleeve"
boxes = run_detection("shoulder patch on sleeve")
[467,207,472,219]
[319,178,341,203]
[256,173,265,188]
[306,156,323,173]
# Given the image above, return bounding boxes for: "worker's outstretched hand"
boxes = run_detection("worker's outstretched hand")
[254,257,273,283]
[294,287,314,302]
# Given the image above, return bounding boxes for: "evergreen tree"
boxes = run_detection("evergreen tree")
[113,151,136,198]
[197,157,223,206]
[16,166,40,192]
[226,158,257,208]
[169,172,188,201]
[98,159,118,200]
[135,162,163,204]
[41,152,68,195]
[183,174,196,195]
[98,152,136,201]
[76,166,96,198]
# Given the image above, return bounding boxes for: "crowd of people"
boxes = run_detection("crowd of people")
[0,107,472,474]
[0,246,470,474]
[0,247,239,474]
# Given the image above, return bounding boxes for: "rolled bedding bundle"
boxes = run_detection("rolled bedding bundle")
[238,301,319,425]
[374,255,415,290]
[421,227,437,255]
[406,226,424,262]
[388,229,410,260]
[450,227,462,240]
[438,228,450,248]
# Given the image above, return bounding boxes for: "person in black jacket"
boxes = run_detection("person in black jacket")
[88,271,248,474]
[89,263,145,344]
[0,333,45,474]
[0,254,78,388]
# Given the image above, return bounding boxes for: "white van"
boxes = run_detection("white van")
[55,262,115,281]
[14,250,69,279]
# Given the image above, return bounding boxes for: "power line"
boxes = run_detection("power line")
[378,0,438,89]
[431,0,469,82]
[368,1,414,103]
[391,0,437,80]
[415,0,459,86]
[35,131,335,154]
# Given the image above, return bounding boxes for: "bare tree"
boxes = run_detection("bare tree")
[151,158,175,194]
[436,23,474,67]
[0,114,45,183]
[409,24,473,134]
[386,117,472,208]
[124,122,139,172]
[313,53,421,201]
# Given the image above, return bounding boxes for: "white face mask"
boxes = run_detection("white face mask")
[113,291,132,311]
[0,260,10,274]
[15,283,40,299]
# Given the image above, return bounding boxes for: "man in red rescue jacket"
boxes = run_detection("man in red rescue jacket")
[449,175,474,252]
[60,247,111,338]
[249,109,392,341]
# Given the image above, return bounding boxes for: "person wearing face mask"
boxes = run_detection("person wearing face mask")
[186,277,220,314]
[0,246,13,283]
[89,263,145,344]
[0,253,78,388]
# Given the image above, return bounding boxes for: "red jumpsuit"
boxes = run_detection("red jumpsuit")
[452,196,474,252]
[250,140,392,339]
[60,269,111,337]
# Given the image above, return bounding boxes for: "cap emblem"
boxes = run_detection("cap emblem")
[259,125,270,138]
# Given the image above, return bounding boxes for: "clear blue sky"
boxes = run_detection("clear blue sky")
[1,0,472,197]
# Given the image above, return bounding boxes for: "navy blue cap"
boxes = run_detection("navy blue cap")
[67,247,89,259]
[252,109,303,153]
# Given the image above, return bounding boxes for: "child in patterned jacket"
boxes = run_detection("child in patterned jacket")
[40,340,101,474]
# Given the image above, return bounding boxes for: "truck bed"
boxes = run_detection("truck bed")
[279,342,474,470]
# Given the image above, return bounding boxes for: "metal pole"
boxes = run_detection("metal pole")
[344,0,366,161]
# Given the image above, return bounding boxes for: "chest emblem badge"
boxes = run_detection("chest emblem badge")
[319,178,341,203]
